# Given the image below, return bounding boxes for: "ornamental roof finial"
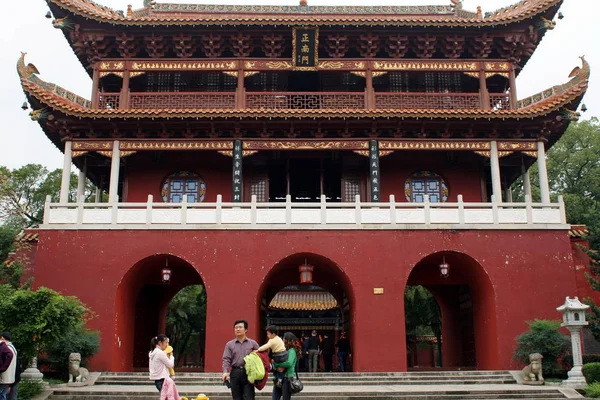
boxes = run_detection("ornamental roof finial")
[17,52,40,81]
[127,5,132,18]
[477,6,482,20]
[299,0,308,6]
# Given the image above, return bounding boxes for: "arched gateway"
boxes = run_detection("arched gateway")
[257,253,355,369]
[405,251,499,370]
[114,254,204,371]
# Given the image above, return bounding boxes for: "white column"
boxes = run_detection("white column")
[521,161,532,201]
[537,141,551,203]
[77,158,87,201]
[504,187,513,203]
[490,141,502,203]
[108,140,121,202]
[59,140,73,203]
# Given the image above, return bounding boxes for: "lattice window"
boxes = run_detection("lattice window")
[161,171,206,203]
[247,72,284,92]
[343,177,361,202]
[405,171,448,203]
[250,178,267,202]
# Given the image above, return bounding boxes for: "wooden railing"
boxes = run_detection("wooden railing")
[42,194,566,230]
[375,92,481,110]
[95,91,513,111]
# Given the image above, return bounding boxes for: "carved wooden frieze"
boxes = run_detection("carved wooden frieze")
[373,61,478,71]
[130,61,238,71]
[243,140,368,150]
[72,141,113,150]
[119,140,233,150]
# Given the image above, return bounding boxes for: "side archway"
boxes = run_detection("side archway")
[113,254,204,371]
[405,251,499,370]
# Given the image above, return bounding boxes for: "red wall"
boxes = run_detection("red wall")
[31,228,578,372]
[380,151,484,202]
[124,152,233,202]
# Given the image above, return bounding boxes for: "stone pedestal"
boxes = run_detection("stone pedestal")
[562,326,587,388]
[21,357,44,382]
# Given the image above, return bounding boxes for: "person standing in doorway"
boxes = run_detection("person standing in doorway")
[321,333,335,372]
[222,320,259,400]
[307,330,320,373]
[0,333,16,400]
[335,332,351,372]
[301,334,310,372]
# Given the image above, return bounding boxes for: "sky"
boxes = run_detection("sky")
[0,0,597,170]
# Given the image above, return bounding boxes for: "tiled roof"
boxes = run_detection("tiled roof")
[46,0,562,27]
[569,225,589,239]
[269,291,338,311]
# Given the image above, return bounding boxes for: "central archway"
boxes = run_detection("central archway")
[257,253,355,371]
[405,251,499,370]
[114,254,204,371]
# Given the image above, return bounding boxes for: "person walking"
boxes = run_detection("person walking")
[335,332,351,372]
[306,330,320,373]
[0,333,16,400]
[222,320,259,400]
[148,334,175,392]
[271,332,301,400]
[321,333,334,372]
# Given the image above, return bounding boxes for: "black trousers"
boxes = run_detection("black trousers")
[230,367,255,400]
[271,377,291,400]
[323,353,334,372]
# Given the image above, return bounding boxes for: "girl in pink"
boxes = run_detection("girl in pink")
[149,334,176,393]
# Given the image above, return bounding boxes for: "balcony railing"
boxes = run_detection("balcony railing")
[42,194,567,230]
[95,91,513,111]
[375,92,481,110]
[246,92,366,110]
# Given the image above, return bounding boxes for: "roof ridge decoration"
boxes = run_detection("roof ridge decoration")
[18,53,92,109]
[45,0,561,26]
[517,56,590,109]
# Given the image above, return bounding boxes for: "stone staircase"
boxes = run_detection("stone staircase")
[45,371,582,400]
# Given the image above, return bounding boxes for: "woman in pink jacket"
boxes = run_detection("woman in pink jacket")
[149,334,174,392]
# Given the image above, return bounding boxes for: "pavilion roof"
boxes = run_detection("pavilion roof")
[269,291,338,311]
[18,53,589,122]
[45,0,563,28]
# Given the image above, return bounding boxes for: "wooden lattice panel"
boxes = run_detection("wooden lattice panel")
[98,93,120,109]
[128,92,235,109]
[489,94,511,110]
[375,93,480,110]
[246,93,365,110]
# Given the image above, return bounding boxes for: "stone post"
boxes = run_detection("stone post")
[557,296,590,388]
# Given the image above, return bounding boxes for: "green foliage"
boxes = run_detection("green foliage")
[587,382,600,398]
[584,363,600,384]
[0,286,94,365]
[405,286,442,366]
[17,379,44,400]
[41,328,100,380]
[0,164,95,229]
[166,285,207,367]
[513,319,570,377]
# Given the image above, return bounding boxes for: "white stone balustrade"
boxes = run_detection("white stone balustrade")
[41,194,568,230]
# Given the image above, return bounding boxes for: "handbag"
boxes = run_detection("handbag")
[289,361,303,394]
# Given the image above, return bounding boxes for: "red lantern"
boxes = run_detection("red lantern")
[162,258,172,284]
[299,261,314,284]
[439,257,450,278]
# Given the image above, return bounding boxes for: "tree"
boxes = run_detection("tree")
[0,164,96,229]
[404,285,442,365]
[166,285,207,368]
[514,319,571,377]
[0,286,94,365]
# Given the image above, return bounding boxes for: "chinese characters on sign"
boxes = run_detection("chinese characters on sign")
[369,140,380,202]
[292,27,318,70]
[232,140,243,202]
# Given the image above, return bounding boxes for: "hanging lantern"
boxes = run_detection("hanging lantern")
[162,258,172,284]
[439,257,450,278]
[299,261,314,284]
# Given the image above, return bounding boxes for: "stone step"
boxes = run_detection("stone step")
[47,390,568,400]
[95,379,516,386]
[100,371,514,377]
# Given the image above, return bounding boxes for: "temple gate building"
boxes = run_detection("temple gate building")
[15,0,592,372]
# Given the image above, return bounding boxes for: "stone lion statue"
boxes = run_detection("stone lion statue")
[68,353,90,384]
[521,353,544,385]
